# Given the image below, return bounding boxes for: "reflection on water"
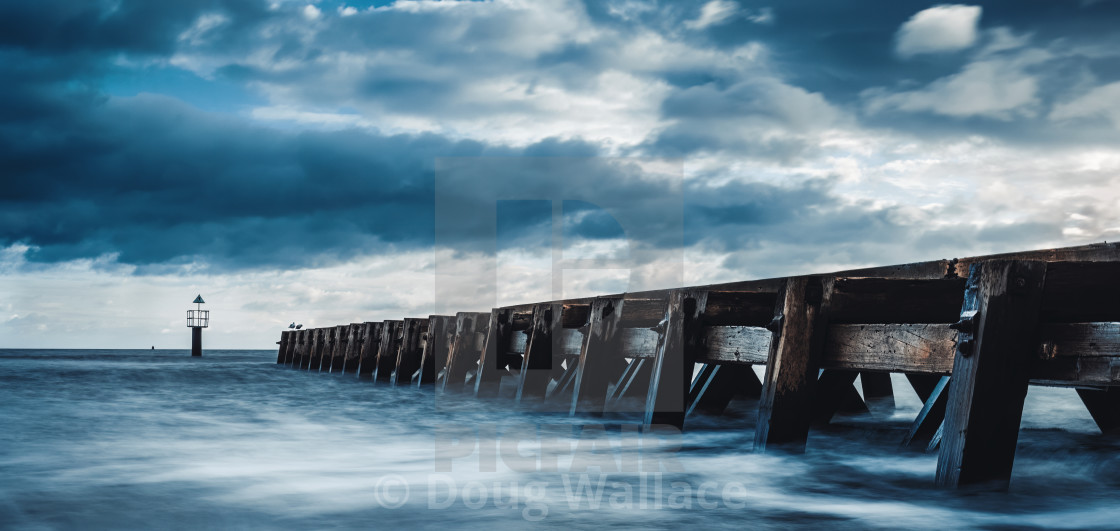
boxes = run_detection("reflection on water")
[1,349,1118,530]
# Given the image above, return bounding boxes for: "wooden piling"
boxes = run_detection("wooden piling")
[340,323,364,374]
[516,304,564,403]
[475,308,515,397]
[755,276,834,452]
[936,260,1046,489]
[374,320,403,382]
[357,322,384,377]
[569,297,629,416]
[418,315,453,386]
[277,331,291,364]
[441,312,490,393]
[393,318,429,386]
[643,290,706,428]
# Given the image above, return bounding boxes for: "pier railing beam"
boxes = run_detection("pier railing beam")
[755,276,834,453]
[936,260,1046,489]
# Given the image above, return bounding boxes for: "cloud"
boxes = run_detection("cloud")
[895,4,982,58]
[684,0,740,30]
[1051,81,1120,128]
[864,54,1042,119]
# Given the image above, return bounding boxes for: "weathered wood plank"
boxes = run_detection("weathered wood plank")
[755,276,834,452]
[393,318,428,386]
[700,326,770,364]
[824,324,957,374]
[418,316,453,386]
[830,278,965,324]
[1040,262,1120,323]
[324,325,347,372]
[571,297,629,415]
[475,308,515,397]
[937,260,1047,490]
[644,289,709,428]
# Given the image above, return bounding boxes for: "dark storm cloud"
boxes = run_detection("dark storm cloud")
[0,0,1098,274]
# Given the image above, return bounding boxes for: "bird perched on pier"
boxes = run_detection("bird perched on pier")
[288,322,296,329]
[295,324,303,329]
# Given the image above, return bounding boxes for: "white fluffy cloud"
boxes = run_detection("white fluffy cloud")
[895,4,982,58]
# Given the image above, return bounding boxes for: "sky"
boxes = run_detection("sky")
[2,0,1120,348]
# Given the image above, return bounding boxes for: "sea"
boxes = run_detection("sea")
[1,349,1119,530]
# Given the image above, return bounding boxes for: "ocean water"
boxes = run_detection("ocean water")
[1,349,1118,530]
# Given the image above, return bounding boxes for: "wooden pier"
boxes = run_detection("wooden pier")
[275,243,1120,490]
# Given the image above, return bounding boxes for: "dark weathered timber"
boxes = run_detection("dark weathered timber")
[331,324,356,372]
[1077,388,1120,435]
[277,331,291,364]
[901,375,949,450]
[811,370,868,426]
[418,315,453,386]
[952,242,1120,278]
[570,297,629,415]
[755,276,834,452]
[393,318,429,386]
[907,373,944,402]
[292,329,308,367]
[475,308,515,397]
[824,324,957,374]
[511,304,590,331]
[357,322,384,377]
[860,371,895,415]
[605,358,653,411]
[341,323,364,374]
[1040,262,1120,323]
[324,325,347,372]
[936,260,1047,489]
[644,289,709,428]
[441,312,490,392]
[516,304,564,404]
[830,278,965,324]
[687,364,760,416]
[301,329,320,370]
[373,320,403,382]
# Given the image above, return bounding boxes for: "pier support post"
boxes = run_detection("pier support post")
[357,322,383,377]
[441,312,489,392]
[687,364,760,417]
[341,323,363,374]
[277,331,290,364]
[755,276,834,452]
[475,308,515,397]
[418,316,453,386]
[570,297,628,416]
[936,260,1046,489]
[644,289,707,428]
[374,320,403,382]
[1077,388,1120,435]
[516,304,563,403]
[394,318,429,386]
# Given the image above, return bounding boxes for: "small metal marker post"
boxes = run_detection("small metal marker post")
[187,294,209,357]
